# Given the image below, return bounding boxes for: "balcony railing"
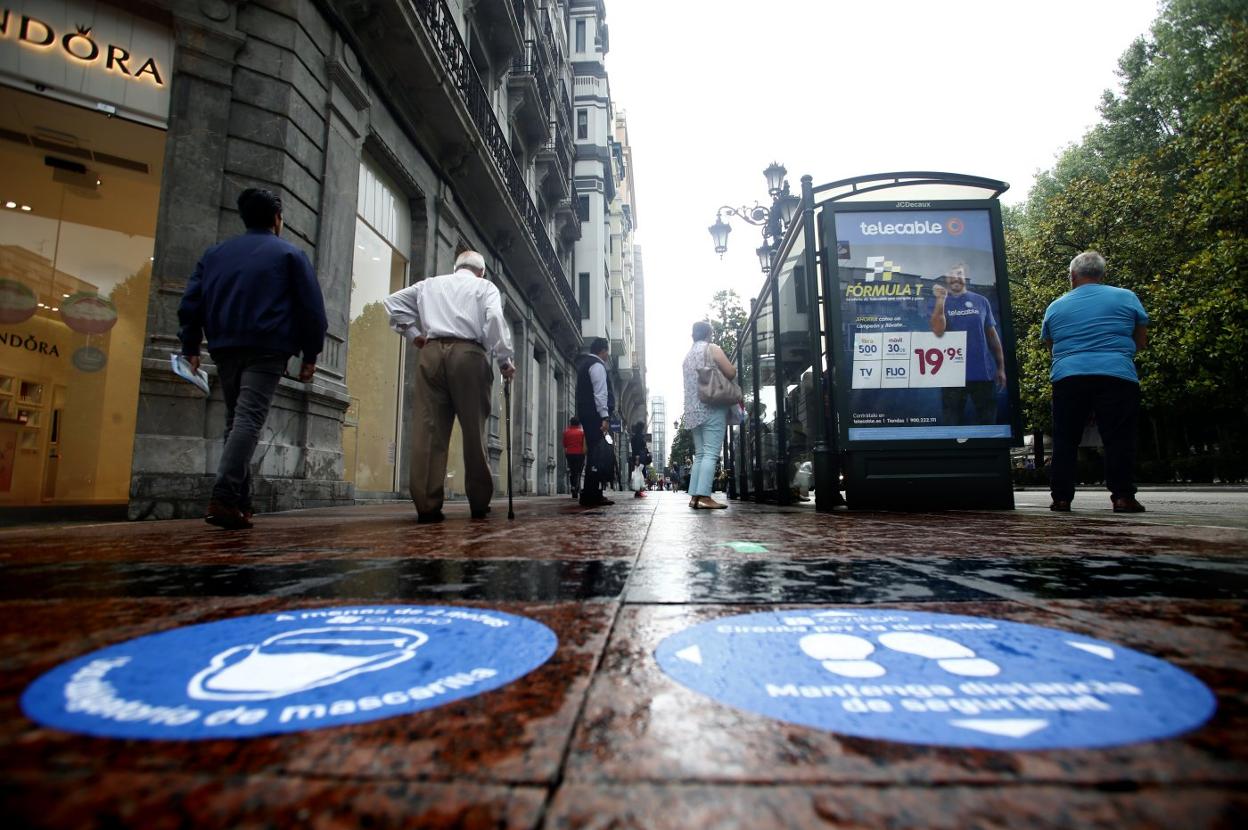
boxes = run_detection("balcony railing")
[541,9,555,54]
[413,0,578,319]
[552,122,572,173]
[512,40,553,122]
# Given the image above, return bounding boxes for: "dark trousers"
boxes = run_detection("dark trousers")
[211,349,288,511]
[942,381,998,425]
[579,412,606,504]
[566,453,584,496]
[1050,375,1141,502]
[409,340,494,515]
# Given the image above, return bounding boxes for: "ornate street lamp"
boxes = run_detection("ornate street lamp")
[763,162,787,197]
[708,162,801,272]
[708,216,731,257]
[777,190,801,226]
[756,244,773,274]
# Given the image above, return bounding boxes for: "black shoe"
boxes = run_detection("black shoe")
[1050,500,1071,512]
[1112,497,1146,513]
[206,500,253,530]
[470,508,489,519]
[416,510,445,524]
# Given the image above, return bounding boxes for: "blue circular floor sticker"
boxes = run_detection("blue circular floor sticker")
[22,606,557,739]
[655,609,1216,750]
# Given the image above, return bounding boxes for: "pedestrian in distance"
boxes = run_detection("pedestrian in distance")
[383,250,516,523]
[178,188,328,530]
[682,320,737,509]
[629,421,648,498]
[562,416,586,499]
[1042,251,1150,513]
[575,337,615,507]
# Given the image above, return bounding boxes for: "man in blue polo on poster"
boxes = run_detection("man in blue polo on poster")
[835,208,1011,441]
[929,260,1007,425]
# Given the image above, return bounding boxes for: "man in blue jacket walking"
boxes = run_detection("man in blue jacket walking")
[178,188,328,529]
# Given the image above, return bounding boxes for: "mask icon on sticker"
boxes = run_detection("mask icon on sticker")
[187,626,429,701]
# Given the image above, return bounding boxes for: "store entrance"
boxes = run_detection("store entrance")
[0,85,165,509]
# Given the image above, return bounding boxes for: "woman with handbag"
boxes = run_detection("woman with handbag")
[682,320,740,509]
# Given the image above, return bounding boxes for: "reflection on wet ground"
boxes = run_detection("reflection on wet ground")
[0,492,1246,827]
[627,559,997,604]
[916,556,1248,600]
[0,559,633,601]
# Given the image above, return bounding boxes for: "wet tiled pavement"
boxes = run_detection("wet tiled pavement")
[1,491,1246,828]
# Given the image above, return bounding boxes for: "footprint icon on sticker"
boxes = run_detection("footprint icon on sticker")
[799,633,886,678]
[878,632,1000,677]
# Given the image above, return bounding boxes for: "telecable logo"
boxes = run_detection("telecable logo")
[859,220,944,236]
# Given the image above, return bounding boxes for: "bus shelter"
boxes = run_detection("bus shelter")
[729,172,1023,511]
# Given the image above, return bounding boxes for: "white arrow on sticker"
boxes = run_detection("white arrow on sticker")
[675,645,703,665]
[1066,641,1115,660]
[950,719,1049,738]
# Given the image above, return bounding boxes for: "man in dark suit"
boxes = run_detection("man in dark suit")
[574,337,614,507]
[178,188,328,529]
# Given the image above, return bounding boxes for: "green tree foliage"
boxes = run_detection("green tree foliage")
[669,417,693,468]
[706,289,748,360]
[1007,0,1248,474]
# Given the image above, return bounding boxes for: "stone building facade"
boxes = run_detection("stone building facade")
[0,0,606,519]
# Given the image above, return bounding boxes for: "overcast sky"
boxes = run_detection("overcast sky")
[603,0,1161,458]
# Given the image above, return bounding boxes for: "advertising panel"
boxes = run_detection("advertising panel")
[828,205,1014,442]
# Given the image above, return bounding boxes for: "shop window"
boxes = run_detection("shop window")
[344,158,409,494]
[0,87,163,506]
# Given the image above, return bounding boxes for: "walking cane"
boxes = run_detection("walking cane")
[504,377,515,520]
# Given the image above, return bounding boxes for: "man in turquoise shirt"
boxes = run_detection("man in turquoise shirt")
[1041,251,1150,513]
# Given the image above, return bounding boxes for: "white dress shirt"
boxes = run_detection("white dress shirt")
[384,268,514,367]
[588,358,609,418]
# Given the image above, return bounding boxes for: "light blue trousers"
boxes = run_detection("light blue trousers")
[689,407,727,497]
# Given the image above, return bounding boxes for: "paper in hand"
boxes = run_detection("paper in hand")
[170,353,210,396]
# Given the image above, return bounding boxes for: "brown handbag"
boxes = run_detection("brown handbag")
[697,345,742,407]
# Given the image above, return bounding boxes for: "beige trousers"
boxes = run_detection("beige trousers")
[409,339,494,515]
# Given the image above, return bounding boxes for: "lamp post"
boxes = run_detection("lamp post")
[708,162,802,273]
[708,163,804,506]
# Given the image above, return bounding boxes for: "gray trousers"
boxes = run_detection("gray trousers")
[211,349,287,511]
[409,339,494,515]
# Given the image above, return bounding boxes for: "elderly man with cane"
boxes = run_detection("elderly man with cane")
[384,250,516,523]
